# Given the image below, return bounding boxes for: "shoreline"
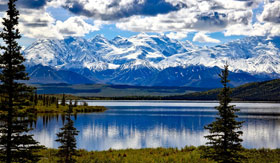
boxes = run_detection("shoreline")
[38,146,280,163]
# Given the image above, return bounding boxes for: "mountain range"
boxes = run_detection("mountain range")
[23,33,280,88]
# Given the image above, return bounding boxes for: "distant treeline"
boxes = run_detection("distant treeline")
[78,79,280,101]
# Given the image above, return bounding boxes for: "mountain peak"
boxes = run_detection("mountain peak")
[88,34,107,42]
[23,34,280,87]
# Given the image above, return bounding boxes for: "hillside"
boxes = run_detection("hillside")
[166,79,280,101]
[33,84,208,97]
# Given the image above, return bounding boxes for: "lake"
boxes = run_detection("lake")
[31,100,280,151]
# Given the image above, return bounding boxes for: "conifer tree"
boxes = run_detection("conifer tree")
[74,100,78,107]
[43,94,46,106]
[62,93,66,106]
[56,98,59,109]
[0,0,43,162]
[204,65,244,163]
[30,92,34,102]
[34,91,38,106]
[56,102,79,163]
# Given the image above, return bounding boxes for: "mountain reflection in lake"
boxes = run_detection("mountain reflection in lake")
[31,101,280,151]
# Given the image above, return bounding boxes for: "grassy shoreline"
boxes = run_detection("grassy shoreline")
[38,94,280,103]
[33,104,107,114]
[38,146,280,163]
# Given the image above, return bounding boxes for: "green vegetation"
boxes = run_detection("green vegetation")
[32,83,207,97]
[32,100,106,114]
[38,146,214,163]
[0,0,43,162]
[18,93,106,114]
[204,65,244,163]
[165,79,280,101]
[37,147,280,163]
[56,104,79,163]
[31,79,280,101]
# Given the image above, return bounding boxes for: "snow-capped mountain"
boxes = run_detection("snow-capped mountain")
[23,34,280,87]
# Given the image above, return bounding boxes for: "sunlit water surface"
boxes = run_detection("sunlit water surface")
[31,101,280,151]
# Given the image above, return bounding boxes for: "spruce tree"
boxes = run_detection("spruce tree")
[43,94,46,106]
[56,98,59,109]
[74,100,78,107]
[34,91,38,106]
[204,65,244,163]
[56,103,79,163]
[62,93,66,106]
[0,0,43,162]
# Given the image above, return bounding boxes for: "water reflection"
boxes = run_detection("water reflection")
[31,102,280,150]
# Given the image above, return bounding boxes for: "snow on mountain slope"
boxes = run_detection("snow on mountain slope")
[23,33,196,71]
[158,36,280,74]
[22,34,280,86]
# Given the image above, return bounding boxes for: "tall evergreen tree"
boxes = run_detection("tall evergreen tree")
[56,98,59,109]
[61,93,66,106]
[34,91,38,106]
[204,65,244,163]
[43,94,46,106]
[0,0,43,162]
[74,100,78,107]
[56,102,79,163]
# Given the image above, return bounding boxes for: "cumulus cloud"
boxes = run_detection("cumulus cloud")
[0,0,100,39]
[62,0,186,20]
[193,32,221,43]
[116,8,253,33]
[0,0,279,39]
[225,0,280,37]
[19,14,100,39]
[55,17,100,37]
[258,1,280,23]
[224,22,280,36]
[0,0,50,11]
[166,32,188,40]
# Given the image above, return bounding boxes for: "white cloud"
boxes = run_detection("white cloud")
[18,9,100,39]
[224,22,280,37]
[193,32,220,43]
[0,1,101,39]
[1,0,279,39]
[258,1,280,23]
[115,0,256,34]
[224,1,280,37]
[166,32,188,40]
[55,17,100,37]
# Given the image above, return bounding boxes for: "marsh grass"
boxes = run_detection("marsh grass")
[37,147,280,163]
[31,101,106,114]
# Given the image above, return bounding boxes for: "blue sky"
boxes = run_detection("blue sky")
[0,0,279,48]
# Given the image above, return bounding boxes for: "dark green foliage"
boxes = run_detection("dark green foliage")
[203,65,244,163]
[0,0,43,162]
[43,94,46,106]
[82,101,88,106]
[69,99,72,106]
[46,96,49,106]
[35,91,38,105]
[38,146,214,163]
[168,79,280,101]
[56,98,59,108]
[74,100,78,107]
[61,93,66,106]
[37,147,280,163]
[56,103,79,163]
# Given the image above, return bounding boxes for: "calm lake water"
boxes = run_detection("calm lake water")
[32,100,280,151]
